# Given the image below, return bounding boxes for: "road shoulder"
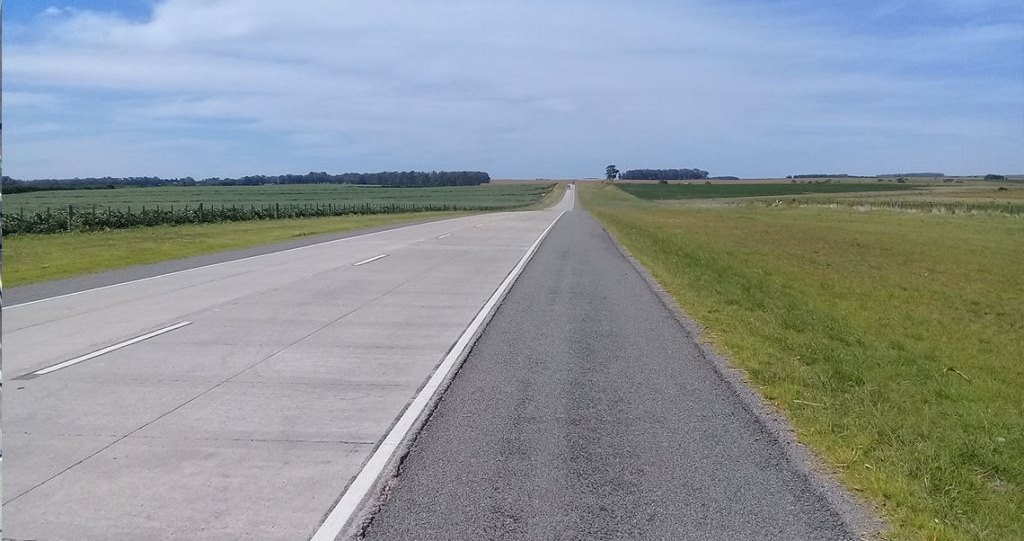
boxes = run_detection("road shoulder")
[595,212,885,539]
[5,215,464,306]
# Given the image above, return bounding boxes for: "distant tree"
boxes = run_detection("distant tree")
[620,168,709,181]
[984,174,1006,180]
[606,165,620,180]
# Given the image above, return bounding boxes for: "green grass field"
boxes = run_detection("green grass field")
[3,183,566,287]
[581,184,1023,540]
[618,182,919,200]
[4,183,553,214]
[2,211,463,287]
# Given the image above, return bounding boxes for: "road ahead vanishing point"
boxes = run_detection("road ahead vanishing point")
[3,186,866,540]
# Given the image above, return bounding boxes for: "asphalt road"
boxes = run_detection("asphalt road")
[360,209,859,541]
[3,192,572,541]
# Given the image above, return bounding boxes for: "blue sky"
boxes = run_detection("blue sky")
[5,0,1023,179]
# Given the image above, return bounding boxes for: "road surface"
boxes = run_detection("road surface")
[3,186,867,540]
[360,210,860,540]
[3,190,572,540]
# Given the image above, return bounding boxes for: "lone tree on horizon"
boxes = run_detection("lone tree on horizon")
[606,165,620,180]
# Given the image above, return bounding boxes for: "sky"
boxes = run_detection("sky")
[4,0,1023,180]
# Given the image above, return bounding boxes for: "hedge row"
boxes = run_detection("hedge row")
[3,202,501,235]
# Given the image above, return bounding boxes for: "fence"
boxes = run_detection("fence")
[3,201,509,235]
[849,200,1024,215]
[756,199,1023,216]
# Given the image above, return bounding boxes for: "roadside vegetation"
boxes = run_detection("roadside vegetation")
[4,183,564,286]
[580,183,1023,540]
[619,182,917,200]
[3,211,463,287]
[4,183,555,234]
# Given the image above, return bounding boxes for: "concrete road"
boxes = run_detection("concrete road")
[2,189,572,541]
[361,210,861,540]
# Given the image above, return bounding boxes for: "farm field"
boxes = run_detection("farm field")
[3,183,565,286]
[3,183,558,235]
[2,211,463,287]
[4,183,554,213]
[580,183,1024,540]
[618,182,919,200]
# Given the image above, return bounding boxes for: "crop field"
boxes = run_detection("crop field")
[581,183,1023,540]
[619,180,1024,216]
[2,183,556,234]
[2,212,465,287]
[4,183,554,213]
[618,182,919,200]
[3,183,565,286]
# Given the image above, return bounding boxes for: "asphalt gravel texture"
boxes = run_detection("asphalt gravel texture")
[360,209,857,541]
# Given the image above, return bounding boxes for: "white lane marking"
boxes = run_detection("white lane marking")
[436,233,452,239]
[352,254,389,267]
[310,208,568,541]
[31,321,193,376]
[6,214,483,309]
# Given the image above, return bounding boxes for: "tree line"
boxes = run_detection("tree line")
[1,170,491,194]
[877,173,944,178]
[619,168,709,181]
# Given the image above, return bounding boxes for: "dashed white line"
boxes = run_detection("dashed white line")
[352,254,389,266]
[7,214,477,309]
[31,321,193,376]
[310,207,568,541]
[436,233,453,239]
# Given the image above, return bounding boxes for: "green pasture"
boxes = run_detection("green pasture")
[617,182,919,200]
[581,183,1023,540]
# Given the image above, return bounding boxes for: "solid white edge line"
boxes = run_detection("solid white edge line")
[32,321,193,376]
[352,254,388,267]
[7,214,480,310]
[310,207,569,541]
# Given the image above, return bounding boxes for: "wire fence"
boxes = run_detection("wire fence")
[842,200,1024,215]
[754,199,1024,216]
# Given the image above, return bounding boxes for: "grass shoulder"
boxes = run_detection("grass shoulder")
[580,183,1024,540]
[4,211,464,287]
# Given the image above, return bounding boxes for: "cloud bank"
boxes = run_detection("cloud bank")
[5,0,1023,178]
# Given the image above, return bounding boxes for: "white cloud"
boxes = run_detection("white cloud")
[4,0,1022,178]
